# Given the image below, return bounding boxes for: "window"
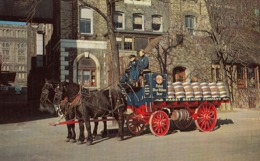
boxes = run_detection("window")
[78,58,96,87]
[124,0,151,5]
[247,67,255,88]
[114,12,125,29]
[80,7,93,34]
[237,66,244,80]
[185,15,195,35]
[124,37,133,50]
[152,15,162,32]
[216,68,222,80]
[116,37,122,49]
[133,13,144,30]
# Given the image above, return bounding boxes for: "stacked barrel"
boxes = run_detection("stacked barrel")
[167,81,228,99]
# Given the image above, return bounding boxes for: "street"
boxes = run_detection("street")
[0,108,260,161]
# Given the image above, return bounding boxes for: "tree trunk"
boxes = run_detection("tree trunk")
[219,54,232,110]
[107,0,120,88]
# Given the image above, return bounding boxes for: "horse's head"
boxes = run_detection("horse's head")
[52,82,80,117]
[39,79,56,114]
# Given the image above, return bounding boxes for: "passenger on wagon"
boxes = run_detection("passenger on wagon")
[137,49,149,76]
[120,54,138,86]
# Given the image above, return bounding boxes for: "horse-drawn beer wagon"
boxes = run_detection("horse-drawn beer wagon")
[42,71,229,143]
[122,72,229,136]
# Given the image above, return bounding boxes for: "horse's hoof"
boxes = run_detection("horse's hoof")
[117,137,124,141]
[86,139,92,146]
[65,138,70,142]
[70,139,77,143]
[101,133,108,138]
[77,140,85,145]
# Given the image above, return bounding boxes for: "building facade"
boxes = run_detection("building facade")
[44,0,260,108]
[0,24,28,86]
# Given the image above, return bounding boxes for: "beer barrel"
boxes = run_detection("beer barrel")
[175,91,185,98]
[209,82,220,97]
[173,85,185,93]
[201,82,212,97]
[167,81,175,98]
[182,82,194,98]
[173,81,182,86]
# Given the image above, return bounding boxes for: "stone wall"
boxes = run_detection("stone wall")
[235,89,260,108]
[147,0,213,82]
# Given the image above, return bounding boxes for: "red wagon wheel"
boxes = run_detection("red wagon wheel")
[149,111,170,136]
[173,119,192,130]
[195,102,217,132]
[126,113,146,135]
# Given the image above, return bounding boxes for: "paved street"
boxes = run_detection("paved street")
[0,108,260,161]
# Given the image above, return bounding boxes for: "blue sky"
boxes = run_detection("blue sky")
[0,21,26,25]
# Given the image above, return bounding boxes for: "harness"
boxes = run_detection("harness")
[81,88,125,118]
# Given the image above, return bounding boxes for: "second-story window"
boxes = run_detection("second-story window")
[185,15,195,35]
[152,15,162,32]
[124,0,151,5]
[133,13,144,30]
[114,12,125,29]
[80,7,93,34]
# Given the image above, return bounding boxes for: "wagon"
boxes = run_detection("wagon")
[123,72,229,136]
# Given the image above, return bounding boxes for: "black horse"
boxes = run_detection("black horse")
[80,87,127,145]
[52,82,110,143]
[40,81,79,142]
[52,82,83,143]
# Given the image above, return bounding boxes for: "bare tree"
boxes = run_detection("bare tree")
[203,0,260,104]
[79,0,121,88]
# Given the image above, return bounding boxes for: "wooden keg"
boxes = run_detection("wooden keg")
[167,82,175,98]
[175,91,185,98]
[211,91,220,97]
[200,82,211,97]
[185,91,194,98]
[173,81,182,86]
[192,85,202,93]
[194,91,203,98]
[184,86,193,92]
[173,85,185,93]
[219,91,228,97]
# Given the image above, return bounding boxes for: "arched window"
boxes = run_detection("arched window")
[77,58,97,87]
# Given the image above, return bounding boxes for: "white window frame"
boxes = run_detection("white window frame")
[133,13,144,31]
[152,15,163,32]
[185,15,196,35]
[124,37,133,50]
[80,7,93,35]
[114,12,125,30]
[124,0,151,6]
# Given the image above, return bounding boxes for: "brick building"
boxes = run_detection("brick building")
[45,0,167,90]
[43,0,260,108]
